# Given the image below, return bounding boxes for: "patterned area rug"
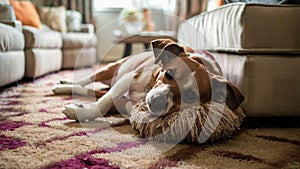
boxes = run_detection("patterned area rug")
[0,66,299,169]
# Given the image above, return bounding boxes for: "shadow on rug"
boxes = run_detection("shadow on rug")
[0,67,299,169]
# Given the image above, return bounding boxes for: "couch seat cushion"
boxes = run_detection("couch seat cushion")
[0,23,24,51]
[23,25,62,49]
[178,3,300,53]
[62,33,97,49]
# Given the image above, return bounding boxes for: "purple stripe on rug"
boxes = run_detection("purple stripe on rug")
[0,135,27,151]
[42,140,145,169]
[61,97,73,101]
[0,121,32,131]
[0,100,22,105]
[39,108,48,113]
[38,117,69,128]
[46,82,55,86]
[43,155,120,169]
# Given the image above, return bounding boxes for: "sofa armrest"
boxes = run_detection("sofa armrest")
[79,24,94,33]
[0,20,22,32]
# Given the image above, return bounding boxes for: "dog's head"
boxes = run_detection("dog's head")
[146,39,244,117]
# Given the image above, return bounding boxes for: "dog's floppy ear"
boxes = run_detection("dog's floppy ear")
[151,39,175,58]
[151,39,186,64]
[211,76,245,110]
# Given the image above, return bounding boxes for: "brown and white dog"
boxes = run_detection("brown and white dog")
[52,39,244,121]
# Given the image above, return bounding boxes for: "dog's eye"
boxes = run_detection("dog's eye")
[183,89,198,103]
[165,69,175,80]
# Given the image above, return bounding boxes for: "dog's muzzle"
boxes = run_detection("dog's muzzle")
[146,85,174,116]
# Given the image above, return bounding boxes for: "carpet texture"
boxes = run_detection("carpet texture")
[0,67,299,169]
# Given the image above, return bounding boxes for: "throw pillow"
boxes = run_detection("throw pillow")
[0,4,16,21]
[9,0,41,28]
[39,6,67,33]
[66,10,82,32]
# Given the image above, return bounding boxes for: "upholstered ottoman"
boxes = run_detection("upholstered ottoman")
[0,23,25,87]
[23,25,62,78]
[61,32,97,69]
[178,3,300,116]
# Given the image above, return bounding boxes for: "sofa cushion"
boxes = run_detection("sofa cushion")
[62,47,97,68]
[178,3,300,53]
[25,49,62,78]
[62,33,97,49]
[0,23,24,51]
[9,0,41,28]
[23,25,62,49]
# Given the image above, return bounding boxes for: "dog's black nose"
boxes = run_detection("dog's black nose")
[149,95,167,115]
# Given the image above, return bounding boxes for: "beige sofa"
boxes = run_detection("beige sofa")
[178,3,300,116]
[0,22,25,87]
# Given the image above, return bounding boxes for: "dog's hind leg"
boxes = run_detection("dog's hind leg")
[52,83,108,98]
[60,57,128,86]
[62,71,137,121]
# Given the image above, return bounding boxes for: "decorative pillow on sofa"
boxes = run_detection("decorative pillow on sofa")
[66,10,82,32]
[9,0,41,28]
[39,6,67,33]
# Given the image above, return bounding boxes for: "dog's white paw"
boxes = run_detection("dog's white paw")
[62,103,101,121]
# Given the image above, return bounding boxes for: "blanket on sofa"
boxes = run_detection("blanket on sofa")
[0,66,299,169]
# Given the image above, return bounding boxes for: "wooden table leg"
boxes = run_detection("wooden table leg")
[144,43,150,50]
[123,43,132,57]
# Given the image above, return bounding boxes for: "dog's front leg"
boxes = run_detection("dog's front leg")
[62,72,137,121]
[62,92,113,121]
